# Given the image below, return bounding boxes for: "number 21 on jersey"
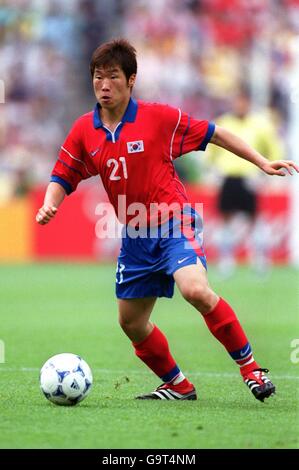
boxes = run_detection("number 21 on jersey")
[107,157,128,180]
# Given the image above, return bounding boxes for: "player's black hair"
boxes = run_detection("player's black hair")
[90,38,137,82]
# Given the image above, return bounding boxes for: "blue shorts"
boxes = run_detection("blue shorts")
[116,209,207,299]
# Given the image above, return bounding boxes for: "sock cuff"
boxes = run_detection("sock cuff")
[132,324,157,348]
[207,296,221,314]
[204,297,236,331]
[206,297,226,315]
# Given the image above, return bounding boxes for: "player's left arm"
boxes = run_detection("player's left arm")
[210,125,299,176]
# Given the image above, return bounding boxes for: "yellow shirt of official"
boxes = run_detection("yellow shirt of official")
[207,112,284,177]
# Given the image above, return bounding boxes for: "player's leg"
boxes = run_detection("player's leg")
[174,261,275,401]
[118,297,196,400]
[118,297,156,343]
[116,229,196,400]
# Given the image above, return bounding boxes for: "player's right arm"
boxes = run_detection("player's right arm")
[36,182,66,225]
[36,115,97,226]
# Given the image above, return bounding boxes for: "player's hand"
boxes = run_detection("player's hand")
[36,205,57,225]
[260,160,299,176]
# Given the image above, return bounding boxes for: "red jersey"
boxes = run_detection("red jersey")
[51,98,215,224]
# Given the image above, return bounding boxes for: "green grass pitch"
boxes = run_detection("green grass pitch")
[0,264,298,449]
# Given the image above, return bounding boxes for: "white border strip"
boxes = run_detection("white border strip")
[61,146,93,176]
[169,108,181,160]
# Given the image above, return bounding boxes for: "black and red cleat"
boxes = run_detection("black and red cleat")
[135,381,197,400]
[243,368,276,402]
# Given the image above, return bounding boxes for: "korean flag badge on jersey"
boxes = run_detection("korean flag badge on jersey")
[127,140,144,154]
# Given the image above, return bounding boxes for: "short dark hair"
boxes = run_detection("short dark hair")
[90,38,137,81]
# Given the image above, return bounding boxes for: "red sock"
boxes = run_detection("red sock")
[203,298,259,374]
[133,325,186,384]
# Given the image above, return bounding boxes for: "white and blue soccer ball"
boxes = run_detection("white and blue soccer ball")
[40,353,93,406]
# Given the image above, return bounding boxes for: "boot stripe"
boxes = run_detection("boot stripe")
[153,391,167,399]
[156,389,177,400]
[155,388,184,400]
[249,384,260,391]
[246,380,257,386]
[136,386,196,400]
[165,389,183,398]
[161,390,177,399]
[262,377,270,383]
[245,381,260,390]
[243,370,275,401]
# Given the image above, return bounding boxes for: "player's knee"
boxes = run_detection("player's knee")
[118,315,132,332]
[118,314,151,343]
[181,283,215,313]
[181,282,205,303]
[118,315,141,335]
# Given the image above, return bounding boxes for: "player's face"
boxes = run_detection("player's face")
[93,66,136,110]
[233,94,250,118]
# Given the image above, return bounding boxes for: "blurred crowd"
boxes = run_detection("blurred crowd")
[0,0,298,200]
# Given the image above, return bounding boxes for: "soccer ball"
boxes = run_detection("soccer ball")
[40,353,93,406]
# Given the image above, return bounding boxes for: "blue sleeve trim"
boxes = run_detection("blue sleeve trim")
[198,122,215,151]
[179,114,190,157]
[50,175,73,195]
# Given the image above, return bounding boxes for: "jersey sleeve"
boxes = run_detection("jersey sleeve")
[50,118,96,194]
[163,105,215,160]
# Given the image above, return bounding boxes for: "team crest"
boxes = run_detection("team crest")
[127,140,144,153]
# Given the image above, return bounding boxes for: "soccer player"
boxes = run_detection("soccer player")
[36,39,298,401]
